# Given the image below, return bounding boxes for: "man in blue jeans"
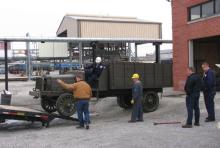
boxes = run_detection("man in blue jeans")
[182,67,201,128]
[57,74,92,129]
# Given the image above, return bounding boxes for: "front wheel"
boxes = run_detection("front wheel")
[41,97,57,113]
[142,91,159,113]
[56,93,76,117]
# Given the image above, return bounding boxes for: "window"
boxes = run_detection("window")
[190,6,201,20]
[202,1,214,17]
[216,0,220,13]
[188,0,220,21]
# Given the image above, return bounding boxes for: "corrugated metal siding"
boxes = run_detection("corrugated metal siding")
[79,21,160,39]
[38,42,68,58]
[57,17,78,37]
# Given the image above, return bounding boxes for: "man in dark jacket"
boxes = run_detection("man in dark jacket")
[182,67,201,128]
[202,62,216,122]
[128,73,143,123]
[85,57,105,84]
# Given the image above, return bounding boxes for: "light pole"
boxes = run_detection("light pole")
[26,33,31,80]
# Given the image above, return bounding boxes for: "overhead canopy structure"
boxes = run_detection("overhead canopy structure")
[0,36,172,91]
[0,36,172,44]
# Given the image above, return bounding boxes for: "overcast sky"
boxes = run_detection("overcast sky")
[0,0,172,38]
[0,0,172,57]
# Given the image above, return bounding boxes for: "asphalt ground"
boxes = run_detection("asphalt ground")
[0,81,219,148]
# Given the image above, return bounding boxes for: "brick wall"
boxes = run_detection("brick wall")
[172,0,220,90]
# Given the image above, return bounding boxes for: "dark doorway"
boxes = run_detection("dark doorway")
[193,35,220,90]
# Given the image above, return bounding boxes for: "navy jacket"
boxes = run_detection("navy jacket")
[184,73,201,95]
[203,69,216,93]
[85,63,105,77]
[132,81,143,101]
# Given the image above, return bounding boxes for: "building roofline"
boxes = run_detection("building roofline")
[56,14,162,35]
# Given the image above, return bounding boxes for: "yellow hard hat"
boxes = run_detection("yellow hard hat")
[131,73,140,79]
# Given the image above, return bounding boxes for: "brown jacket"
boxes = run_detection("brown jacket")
[59,80,92,100]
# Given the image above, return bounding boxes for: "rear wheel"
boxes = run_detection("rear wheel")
[117,95,132,109]
[142,91,159,113]
[56,93,76,116]
[41,97,57,113]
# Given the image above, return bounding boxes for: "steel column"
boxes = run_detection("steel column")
[135,43,138,61]
[26,33,31,80]
[128,43,132,62]
[4,41,8,91]
[79,42,83,67]
[153,43,161,63]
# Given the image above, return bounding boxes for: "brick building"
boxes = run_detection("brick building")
[172,0,220,90]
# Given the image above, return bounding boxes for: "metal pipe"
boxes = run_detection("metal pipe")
[4,41,8,90]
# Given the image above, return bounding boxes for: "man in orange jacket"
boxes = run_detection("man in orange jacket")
[57,74,92,129]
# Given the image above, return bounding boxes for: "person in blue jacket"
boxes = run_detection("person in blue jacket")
[84,57,105,84]
[182,67,201,128]
[128,73,143,123]
[202,62,216,122]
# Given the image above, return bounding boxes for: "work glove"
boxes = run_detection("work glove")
[131,99,134,104]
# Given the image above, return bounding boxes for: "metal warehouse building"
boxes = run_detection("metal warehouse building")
[56,14,162,39]
[56,14,164,63]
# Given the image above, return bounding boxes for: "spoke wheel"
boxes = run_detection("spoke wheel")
[56,93,76,117]
[41,97,57,113]
[142,91,159,113]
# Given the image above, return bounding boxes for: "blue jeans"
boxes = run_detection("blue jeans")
[203,91,216,120]
[76,100,90,126]
[186,93,200,125]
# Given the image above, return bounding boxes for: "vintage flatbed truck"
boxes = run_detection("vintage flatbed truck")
[29,62,173,117]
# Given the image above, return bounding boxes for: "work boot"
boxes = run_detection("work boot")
[76,125,84,129]
[137,119,144,122]
[205,118,215,122]
[182,124,192,128]
[128,120,136,123]
[194,123,200,126]
[85,124,90,130]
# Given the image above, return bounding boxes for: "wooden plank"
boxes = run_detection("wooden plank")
[0,105,43,113]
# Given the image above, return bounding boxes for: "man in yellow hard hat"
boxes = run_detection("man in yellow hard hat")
[128,73,144,123]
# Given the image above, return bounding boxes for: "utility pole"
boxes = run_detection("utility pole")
[26,33,31,80]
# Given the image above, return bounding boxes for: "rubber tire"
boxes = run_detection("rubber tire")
[142,91,159,113]
[41,97,57,113]
[117,96,132,109]
[56,93,76,117]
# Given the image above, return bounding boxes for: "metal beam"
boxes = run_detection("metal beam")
[4,41,8,90]
[0,36,172,44]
